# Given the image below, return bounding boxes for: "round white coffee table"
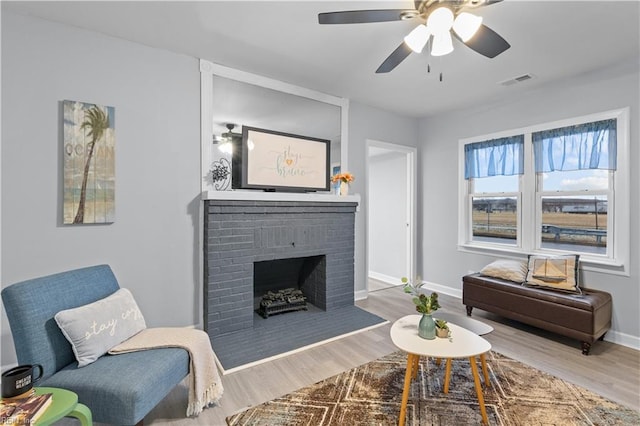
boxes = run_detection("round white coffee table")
[390,314,492,426]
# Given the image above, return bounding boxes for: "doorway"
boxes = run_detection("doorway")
[366,140,416,292]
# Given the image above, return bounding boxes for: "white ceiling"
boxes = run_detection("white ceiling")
[4,0,639,117]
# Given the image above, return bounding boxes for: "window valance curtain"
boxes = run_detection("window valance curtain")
[532,119,617,172]
[464,135,524,179]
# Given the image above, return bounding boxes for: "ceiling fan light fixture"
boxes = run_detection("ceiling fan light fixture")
[453,12,483,42]
[218,123,235,154]
[218,140,233,154]
[404,24,431,53]
[426,7,454,33]
[431,31,454,56]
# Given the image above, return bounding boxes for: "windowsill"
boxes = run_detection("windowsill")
[457,243,629,277]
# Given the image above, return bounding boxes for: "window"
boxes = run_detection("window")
[458,109,629,274]
[533,119,616,257]
[464,136,523,246]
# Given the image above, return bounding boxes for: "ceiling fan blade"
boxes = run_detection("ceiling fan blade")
[318,9,416,24]
[460,24,510,58]
[376,43,413,73]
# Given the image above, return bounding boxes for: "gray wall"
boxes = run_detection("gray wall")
[1,12,201,365]
[368,152,408,282]
[348,102,420,296]
[420,65,640,344]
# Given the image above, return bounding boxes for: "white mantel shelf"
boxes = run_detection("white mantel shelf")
[203,190,360,206]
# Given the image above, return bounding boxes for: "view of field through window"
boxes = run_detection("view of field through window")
[472,196,607,254]
[472,197,518,246]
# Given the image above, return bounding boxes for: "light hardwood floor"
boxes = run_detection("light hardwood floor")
[79,285,640,425]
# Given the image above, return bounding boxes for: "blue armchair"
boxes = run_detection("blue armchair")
[1,265,190,425]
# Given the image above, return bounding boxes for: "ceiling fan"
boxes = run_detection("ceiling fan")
[214,123,239,154]
[318,0,510,73]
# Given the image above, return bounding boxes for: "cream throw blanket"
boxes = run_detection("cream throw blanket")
[108,327,223,417]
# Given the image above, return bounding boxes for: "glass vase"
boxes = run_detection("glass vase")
[339,181,349,196]
[418,313,436,340]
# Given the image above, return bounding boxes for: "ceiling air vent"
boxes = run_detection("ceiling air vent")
[499,73,535,86]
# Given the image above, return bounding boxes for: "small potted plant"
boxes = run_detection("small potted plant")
[435,319,449,338]
[402,276,440,339]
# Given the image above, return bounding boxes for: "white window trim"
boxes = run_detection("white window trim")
[458,108,630,276]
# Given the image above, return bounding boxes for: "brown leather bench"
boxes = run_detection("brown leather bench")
[462,273,612,355]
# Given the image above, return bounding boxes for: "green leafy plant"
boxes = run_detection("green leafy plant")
[402,276,440,314]
[435,319,448,330]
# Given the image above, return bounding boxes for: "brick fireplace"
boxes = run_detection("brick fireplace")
[204,197,358,339]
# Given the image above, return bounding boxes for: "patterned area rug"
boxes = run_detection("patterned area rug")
[226,350,640,425]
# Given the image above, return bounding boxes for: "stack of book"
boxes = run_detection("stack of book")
[0,392,53,425]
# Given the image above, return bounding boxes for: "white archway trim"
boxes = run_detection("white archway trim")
[199,59,349,193]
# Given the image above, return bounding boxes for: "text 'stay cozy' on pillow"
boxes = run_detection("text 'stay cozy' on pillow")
[54,288,146,367]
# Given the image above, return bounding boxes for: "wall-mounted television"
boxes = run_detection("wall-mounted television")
[232,126,330,192]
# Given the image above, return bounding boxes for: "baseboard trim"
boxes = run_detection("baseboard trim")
[368,271,400,286]
[603,329,640,351]
[422,280,463,300]
[354,289,368,301]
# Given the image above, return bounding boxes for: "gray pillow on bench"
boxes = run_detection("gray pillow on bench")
[479,259,528,283]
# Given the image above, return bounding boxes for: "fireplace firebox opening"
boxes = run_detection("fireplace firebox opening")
[254,255,327,317]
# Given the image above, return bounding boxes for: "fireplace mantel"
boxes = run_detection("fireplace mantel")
[202,190,360,208]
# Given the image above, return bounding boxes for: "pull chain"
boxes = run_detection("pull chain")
[425,39,445,82]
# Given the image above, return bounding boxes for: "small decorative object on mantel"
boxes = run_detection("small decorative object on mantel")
[208,158,231,191]
[331,171,354,196]
[402,276,440,340]
[209,123,238,191]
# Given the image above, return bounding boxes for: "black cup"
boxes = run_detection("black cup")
[1,364,43,398]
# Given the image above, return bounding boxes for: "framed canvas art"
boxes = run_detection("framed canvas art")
[232,126,330,192]
[63,100,115,224]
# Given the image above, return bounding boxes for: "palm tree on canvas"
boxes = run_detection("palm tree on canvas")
[73,105,110,224]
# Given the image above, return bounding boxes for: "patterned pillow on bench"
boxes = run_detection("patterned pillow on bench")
[525,254,580,294]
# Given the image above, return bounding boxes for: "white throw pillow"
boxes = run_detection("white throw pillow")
[479,259,528,283]
[55,288,146,367]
